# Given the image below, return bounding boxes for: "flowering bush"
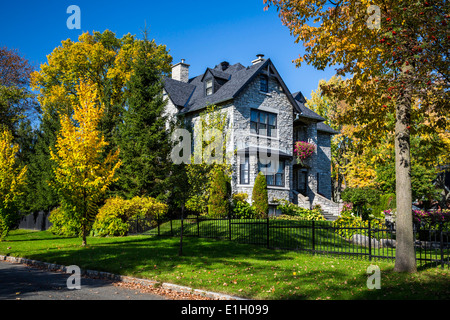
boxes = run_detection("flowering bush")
[340,202,353,214]
[383,209,396,223]
[294,141,315,166]
[412,209,450,226]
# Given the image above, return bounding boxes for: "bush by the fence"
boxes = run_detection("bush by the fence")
[332,212,386,240]
[92,196,168,236]
[48,206,81,236]
[230,193,256,219]
[233,201,256,219]
[413,209,450,228]
[276,199,326,221]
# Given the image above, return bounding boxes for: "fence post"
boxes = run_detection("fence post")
[157,214,160,236]
[267,217,270,249]
[368,220,372,262]
[440,221,444,269]
[170,219,173,236]
[228,213,232,241]
[197,214,200,237]
[312,221,315,253]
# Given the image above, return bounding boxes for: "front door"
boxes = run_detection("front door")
[294,168,307,196]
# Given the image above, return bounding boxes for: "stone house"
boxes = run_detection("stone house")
[163,55,342,219]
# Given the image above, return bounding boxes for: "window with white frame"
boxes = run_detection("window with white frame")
[239,154,250,185]
[205,79,213,96]
[258,158,285,187]
[250,109,277,138]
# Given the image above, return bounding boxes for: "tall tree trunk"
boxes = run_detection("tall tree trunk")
[393,76,416,273]
[82,189,87,247]
[82,228,87,246]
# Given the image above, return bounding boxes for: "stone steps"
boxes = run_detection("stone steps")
[322,212,339,221]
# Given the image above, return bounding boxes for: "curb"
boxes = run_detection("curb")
[0,254,246,300]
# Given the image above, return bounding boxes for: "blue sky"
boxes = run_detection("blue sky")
[0,0,337,100]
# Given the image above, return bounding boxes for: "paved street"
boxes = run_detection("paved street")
[0,260,168,300]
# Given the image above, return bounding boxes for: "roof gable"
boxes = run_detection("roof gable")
[164,58,307,115]
[200,68,231,82]
[163,77,196,108]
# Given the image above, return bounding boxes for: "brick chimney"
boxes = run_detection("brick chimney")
[172,59,190,82]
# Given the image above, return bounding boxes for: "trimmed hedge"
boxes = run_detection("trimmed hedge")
[252,172,268,218]
[208,168,230,218]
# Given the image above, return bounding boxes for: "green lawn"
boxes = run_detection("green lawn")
[1,229,449,300]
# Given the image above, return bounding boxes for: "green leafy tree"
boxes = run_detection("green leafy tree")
[13,119,38,213]
[252,172,269,218]
[340,187,381,220]
[185,105,231,214]
[376,139,442,208]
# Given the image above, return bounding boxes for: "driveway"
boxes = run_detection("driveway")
[0,259,168,300]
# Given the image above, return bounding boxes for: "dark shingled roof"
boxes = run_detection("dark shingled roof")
[317,122,339,135]
[180,60,271,114]
[292,92,326,122]
[163,77,195,108]
[203,68,231,81]
[164,58,324,121]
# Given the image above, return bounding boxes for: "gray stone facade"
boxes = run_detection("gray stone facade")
[232,71,293,206]
[163,56,341,219]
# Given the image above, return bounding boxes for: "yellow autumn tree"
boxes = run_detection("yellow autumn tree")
[0,128,27,240]
[50,80,121,246]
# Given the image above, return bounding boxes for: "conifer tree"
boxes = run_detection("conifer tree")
[116,34,173,200]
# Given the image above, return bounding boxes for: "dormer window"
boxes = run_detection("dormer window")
[260,75,268,93]
[206,79,213,96]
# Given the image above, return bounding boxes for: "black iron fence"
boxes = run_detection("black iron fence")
[130,215,450,269]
